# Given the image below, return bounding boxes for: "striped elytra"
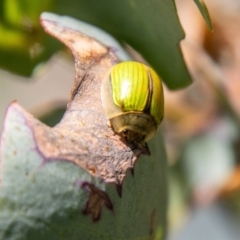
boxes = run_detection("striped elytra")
[101,61,164,142]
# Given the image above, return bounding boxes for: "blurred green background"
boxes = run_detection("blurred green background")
[1,0,240,239]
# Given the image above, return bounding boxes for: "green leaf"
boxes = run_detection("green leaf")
[0,102,167,240]
[41,12,132,62]
[193,0,213,31]
[0,27,62,76]
[3,0,54,28]
[0,0,192,89]
[55,0,192,89]
[0,0,61,76]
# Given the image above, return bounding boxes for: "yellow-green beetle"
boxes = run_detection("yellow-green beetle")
[101,61,164,143]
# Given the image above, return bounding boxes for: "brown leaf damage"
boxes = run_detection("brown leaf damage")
[81,182,113,221]
[1,17,148,188]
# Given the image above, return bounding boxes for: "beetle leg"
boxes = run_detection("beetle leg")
[138,142,150,155]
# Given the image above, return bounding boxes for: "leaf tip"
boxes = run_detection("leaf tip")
[193,0,213,31]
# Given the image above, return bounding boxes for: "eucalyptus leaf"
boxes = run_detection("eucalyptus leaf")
[0,0,61,76]
[193,0,213,31]
[0,0,196,89]
[0,102,167,240]
[55,0,192,89]
[0,14,168,240]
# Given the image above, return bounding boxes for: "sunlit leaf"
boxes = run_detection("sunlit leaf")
[0,0,193,89]
[3,0,54,29]
[55,0,192,89]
